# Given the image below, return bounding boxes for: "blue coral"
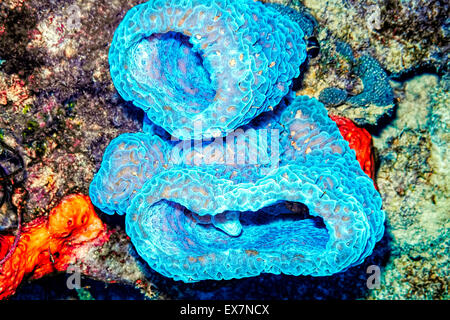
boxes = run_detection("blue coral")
[335,41,356,63]
[90,96,385,282]
[265,3,317,38]
[90,0,385,282]
[88,132,174,215]
[320,42,394,108]
[318,87,348,106]
[347,55,394,107]
[108,0,307,140]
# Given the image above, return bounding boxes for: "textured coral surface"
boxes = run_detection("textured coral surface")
[109,0,306,140]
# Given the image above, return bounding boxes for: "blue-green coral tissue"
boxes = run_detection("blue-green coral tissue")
[108,0,307,140]
[89,96,385,282]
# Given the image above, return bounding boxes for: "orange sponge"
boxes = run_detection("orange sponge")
[0,194,108,299]
[330,115,377,185]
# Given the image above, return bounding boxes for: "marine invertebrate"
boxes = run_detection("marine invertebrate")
[330,114,377,187]
[89,132,173,215]
[0,194,108,299]
[264,2,317,38]
[319,43,394,109]
[347,55,394,108]
[109,0,307,140]
[90,96,384,282]
[89,0,384,283]
[319,87,347,107]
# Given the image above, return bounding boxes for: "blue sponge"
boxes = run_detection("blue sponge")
[108,0,307,140]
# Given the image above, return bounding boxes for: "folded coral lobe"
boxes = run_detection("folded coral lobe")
[121,97,385,282]
[108,0,306,140]
[89,133,173,215]
[96,0,385,282]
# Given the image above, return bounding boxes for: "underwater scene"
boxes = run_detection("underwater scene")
[0,0,448,302]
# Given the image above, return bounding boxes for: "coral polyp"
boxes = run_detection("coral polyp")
[109,0,307,140]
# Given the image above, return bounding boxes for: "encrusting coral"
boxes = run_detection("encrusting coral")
[319,42,394,110]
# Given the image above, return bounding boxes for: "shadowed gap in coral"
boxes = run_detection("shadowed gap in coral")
[154,200,329,255]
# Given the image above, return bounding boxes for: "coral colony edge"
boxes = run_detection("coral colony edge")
[0,0,448,301]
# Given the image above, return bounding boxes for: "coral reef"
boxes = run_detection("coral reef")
[297,47,397,126]
[301,0,448,74]
[320,45,394,110]
[0,0,447,300]
[291,0,447,126]
[369,74,449,299]
[0,0,144,220]
[311,40,395,126]
[109,0,307,140]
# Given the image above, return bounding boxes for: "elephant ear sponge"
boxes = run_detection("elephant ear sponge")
[108,0,307,140]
